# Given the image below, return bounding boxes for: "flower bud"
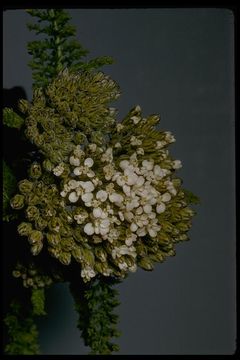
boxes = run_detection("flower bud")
[59,252,71,266]
[18,179,33,194]
[10,194,25,210]
[72,246,83,262]
[31,241,43,256]
[35,217,48,231]
[29,230,43,245]
[47,232,61,247]
[74,132,87,145]
[26,205,40,221]
[43,159,54,172]
[138,257,154,271]
[29,163,42,179]
[17,222,32,236]
[91,131,104,146]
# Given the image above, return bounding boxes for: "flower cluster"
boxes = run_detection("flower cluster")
[11,70,196,282]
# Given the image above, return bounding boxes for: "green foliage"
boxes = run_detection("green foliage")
[27,9,113,88]
[4,301,40,355]
[183,188,200,205]
[70,277,121,355]
[3,160,17,221]
[31,288,46,316]
[3,107,24,129]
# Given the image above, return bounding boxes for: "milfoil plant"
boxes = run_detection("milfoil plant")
[3,9,199,355]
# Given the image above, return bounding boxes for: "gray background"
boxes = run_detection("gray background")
[3,8,236,355]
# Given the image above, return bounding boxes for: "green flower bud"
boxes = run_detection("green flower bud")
[10,194,25,210]
[19,99,30,113]
[138,257,154,271]
[12,270,21,278]
[31,241,43,256]
[48,217,62,233]
[48,246,61,259]
[46,233,61,246]
[25,192,40,206]
[26,205,40,221]
[94,247,107,262]
[74,131,87,145]
[17,222,33,236]
[42,159,54,172]
[59,251,71,266]
[35,217,48,231]
[91,131,104,146]
[72,246,83,262]
[30,163,42,179]
[29,230,43,245]
[18,179,33,194]
[60,237,75,251]
[176,222,191,232]
[180,208,195,221]
[81,247,95,267]
[94,261,104,274]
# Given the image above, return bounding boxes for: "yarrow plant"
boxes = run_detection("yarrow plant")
[3,9,199,355]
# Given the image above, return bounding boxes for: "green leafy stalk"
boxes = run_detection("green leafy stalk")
[3,160,17,221]
[27,9,113,88]
[3,108,24,129]
[70,277,121,355]
[4,301,40,355]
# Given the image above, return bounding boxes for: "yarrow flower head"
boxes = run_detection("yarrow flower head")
[11,69,196,283]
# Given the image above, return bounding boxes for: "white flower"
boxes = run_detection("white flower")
[96,190,108,202]
[69,155,80,166]
[165,131,176,143]
[73,145,85,158]
[125,232,137,246]
[156,140,166,149]
[131,116,141,124]
[172,160,182,169]
[81,266,96,281]
[142,160,154,171]
[68,191,79,203]
[101,148,113,163]
[53,163,64,176]
[116,123,124,132]
[88,143,97,152]
[84,222,95,235]
[130,136,142,146]
[74,211,88,224]
[136,147,144,155]
[103,164,116,181]
[114,142,122,148]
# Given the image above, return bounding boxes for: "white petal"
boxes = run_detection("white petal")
[84,158,94,167]
[161,192,171,202]
[68,192,79,203]
[84,223,95,235]
[148,228,157,237]
[82,181,95,192]
[109,193,123,204]
[143,204,152,214]
[73,167,82,176]
[156,203,166,214]
[96,190,108,202]
[81,192,93,203]
[119,160,130,170]
[93,207,103,218]
[130,223,138,232]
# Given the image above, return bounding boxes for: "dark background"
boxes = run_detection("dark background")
[3,8,236,355]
